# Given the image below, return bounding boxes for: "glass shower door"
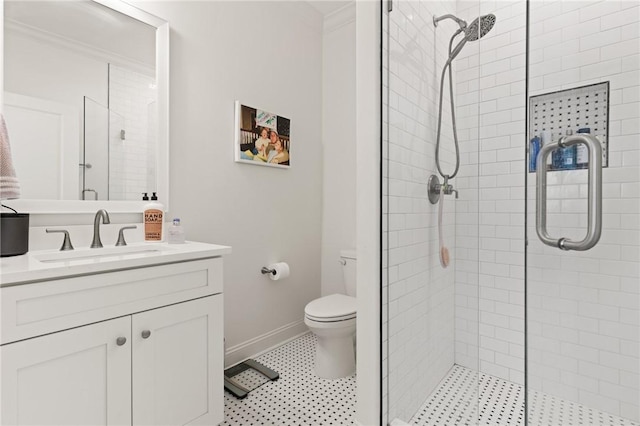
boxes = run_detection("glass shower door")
[383,0,484,423]
[526,1,640,424]
[82,96,109,200]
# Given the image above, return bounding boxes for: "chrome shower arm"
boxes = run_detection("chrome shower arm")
[433,14,468,30]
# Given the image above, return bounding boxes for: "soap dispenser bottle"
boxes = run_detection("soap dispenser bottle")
[143,192,164,242]
[167,218,186,244]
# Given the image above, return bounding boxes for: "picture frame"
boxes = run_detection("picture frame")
[234,101,291,169]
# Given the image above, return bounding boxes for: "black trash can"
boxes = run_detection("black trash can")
[1,213,29,257]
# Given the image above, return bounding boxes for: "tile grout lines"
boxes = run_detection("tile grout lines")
[223,333,356,426]
[410,365,638,426]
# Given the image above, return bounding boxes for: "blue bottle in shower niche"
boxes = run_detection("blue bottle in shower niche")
[576,127,591,167]
[529,135,540,172]
[552,130,577,170]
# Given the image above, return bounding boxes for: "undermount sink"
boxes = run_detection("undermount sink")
[1,241,232,287]
[33,244,175,264]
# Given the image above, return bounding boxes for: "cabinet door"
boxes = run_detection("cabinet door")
[1,317,131,426]
[132,296,223,426]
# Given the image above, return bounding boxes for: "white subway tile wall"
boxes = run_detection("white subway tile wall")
[456,0,639,421]
[383,0,464,422]
[385,0,638,423]
[454,0,527,388]
[526,1,639,422]
[108,65,158,201]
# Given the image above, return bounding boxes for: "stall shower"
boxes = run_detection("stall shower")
[383,0,639,425]
[82,64,157,201]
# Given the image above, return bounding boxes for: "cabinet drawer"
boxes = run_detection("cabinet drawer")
[1,258,222,345]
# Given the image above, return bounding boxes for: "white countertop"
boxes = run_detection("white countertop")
[0,241,232,286]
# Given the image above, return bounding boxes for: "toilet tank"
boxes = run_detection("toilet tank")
[340,250,357,297]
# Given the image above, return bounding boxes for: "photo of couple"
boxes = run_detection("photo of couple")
[236,103,291,168]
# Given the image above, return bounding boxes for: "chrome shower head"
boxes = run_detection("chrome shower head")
[464,14,496,41]
[445,13,496,62]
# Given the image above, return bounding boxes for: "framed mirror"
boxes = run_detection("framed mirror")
[1,0,169,213]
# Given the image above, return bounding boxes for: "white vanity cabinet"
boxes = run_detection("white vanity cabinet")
[1,316,133,426]
[132,295,223,426]
[0,250,228,426]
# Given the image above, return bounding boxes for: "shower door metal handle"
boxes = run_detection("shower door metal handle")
[536,134,602,251]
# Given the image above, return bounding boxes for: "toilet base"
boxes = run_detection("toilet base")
[305,317,356,379]
[314,334,355,379]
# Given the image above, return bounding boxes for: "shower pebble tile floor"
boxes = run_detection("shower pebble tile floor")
[410,365,638,426]
[224,337,636,426]
[223,333,356,425]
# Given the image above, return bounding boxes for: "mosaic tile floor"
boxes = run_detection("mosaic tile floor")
[223,333,356,425]
[223,337,636,426]
[409,365,638,426]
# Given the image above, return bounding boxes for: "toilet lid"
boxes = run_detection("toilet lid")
[305,294,356,322]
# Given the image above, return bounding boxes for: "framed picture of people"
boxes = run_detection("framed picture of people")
[234,101,291,169]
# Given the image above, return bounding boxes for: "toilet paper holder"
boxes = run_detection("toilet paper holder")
[261,262,290,281]
[261,266,276,275]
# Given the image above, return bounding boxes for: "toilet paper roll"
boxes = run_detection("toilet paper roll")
[268,262,290,281]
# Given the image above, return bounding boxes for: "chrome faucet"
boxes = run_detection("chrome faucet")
[91,209,111,248]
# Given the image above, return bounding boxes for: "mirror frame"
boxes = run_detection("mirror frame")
[1,0,169,214]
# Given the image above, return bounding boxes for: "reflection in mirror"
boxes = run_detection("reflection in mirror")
[3,0,163,203]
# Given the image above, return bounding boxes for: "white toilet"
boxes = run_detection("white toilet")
[304,250,357,379]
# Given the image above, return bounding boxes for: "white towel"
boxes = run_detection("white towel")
[0,114,20,199]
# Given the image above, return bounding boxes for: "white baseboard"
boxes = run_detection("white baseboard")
[224,319,309,367]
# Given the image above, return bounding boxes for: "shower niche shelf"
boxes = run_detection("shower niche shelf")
[528,82,609,172]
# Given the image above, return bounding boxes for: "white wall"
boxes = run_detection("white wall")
[321,3,356,297]
[355,1,382,423]
[4,27,108,111]
[133,1,325,366]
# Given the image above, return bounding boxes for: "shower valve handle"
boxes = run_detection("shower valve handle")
[428,175,459,204]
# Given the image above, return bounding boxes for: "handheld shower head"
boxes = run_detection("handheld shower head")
[464,14,496,41]
[442,13,497,62]
[433,11,497,182]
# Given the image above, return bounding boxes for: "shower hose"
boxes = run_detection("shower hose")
[435,33,463,269]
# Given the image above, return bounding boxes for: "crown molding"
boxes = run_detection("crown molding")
[5,19,154,77]
[323,1,356,34]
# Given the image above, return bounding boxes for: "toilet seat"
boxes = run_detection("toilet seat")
[304,294,356,323]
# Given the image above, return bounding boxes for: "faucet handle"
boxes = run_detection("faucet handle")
[46,229,74,251]
[116,226,137,247]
